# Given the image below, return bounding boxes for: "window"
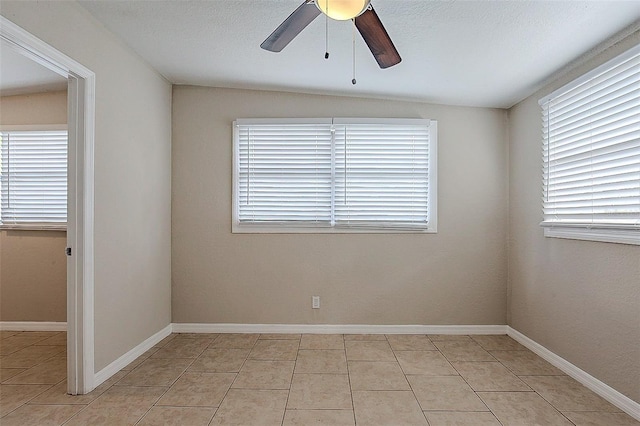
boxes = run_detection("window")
[0,130,68,229]
[233,118,437,233]
[539,44,640,245]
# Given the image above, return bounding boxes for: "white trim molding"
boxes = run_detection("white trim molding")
[172,323,508,335]
[0,321,67,331]
[93,324,172,388]
[508,327,640,421]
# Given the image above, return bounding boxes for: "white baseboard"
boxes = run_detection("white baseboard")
[92,324,172,388]
[171,323,508,335]
[507,327,640,422]
[0,321,67,331]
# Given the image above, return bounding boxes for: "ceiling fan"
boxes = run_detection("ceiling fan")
[260,0,401,69]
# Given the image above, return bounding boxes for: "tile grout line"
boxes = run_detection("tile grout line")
[207,333,260,425]
[517,378,581,426]
[451,336,583,426]
[280,335,301,426]
[0,331,64,419]
[428,335,505,426]
[185,333,222,426]
[344,334,358,425]
[387,333,431,425]
[133,333,211,425]
[0,382,57,419]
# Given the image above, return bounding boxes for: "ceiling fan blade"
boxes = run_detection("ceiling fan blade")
[261,1,321,52]
[355,6,401,69]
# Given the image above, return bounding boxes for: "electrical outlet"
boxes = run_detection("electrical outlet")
[312,296,320,309]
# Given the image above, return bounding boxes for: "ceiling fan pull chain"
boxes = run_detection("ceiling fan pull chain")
[324,0,329,59]
[352,18,357,85]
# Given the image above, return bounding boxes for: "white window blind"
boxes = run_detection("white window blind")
[540,44,640,243]
[334,122,430,229]
[0,130,68,227]
[233,118,437,233]
[236,121,333,226]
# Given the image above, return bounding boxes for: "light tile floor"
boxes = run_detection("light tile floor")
[0,331,638,425]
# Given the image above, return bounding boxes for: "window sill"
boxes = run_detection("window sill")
[543,226,639,246]
[0,225,67,232]
[232,224,437,234]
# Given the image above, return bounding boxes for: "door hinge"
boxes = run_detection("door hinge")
[66,247,72,256]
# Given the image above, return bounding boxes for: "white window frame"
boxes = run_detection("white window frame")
[232,118,438,234]
[0,124,68,231]
[539,44,640,246]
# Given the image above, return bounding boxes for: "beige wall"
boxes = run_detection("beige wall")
[172,86,508,325]
[0,91,67,125]
[1,2,173,372]
[1,231,66,321]
[0,91,68,322]
[508,31,640,402]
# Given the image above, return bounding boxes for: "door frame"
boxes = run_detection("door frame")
[1,16,96,394]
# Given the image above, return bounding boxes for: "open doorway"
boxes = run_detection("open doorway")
[0,46,68,324]
[1,16,95,395]
[0,44,69,393]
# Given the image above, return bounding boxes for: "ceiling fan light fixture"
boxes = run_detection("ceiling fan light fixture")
[315,0,370,21]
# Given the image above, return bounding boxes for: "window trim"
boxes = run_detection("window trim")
[232,118,438,234]
[0,125,68,231]
[538,44,640,246]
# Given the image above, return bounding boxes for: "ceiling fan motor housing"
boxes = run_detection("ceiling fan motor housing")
[315,0,371,21]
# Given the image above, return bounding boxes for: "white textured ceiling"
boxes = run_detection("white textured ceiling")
[78,0,640,108]
[0,44,67,96]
